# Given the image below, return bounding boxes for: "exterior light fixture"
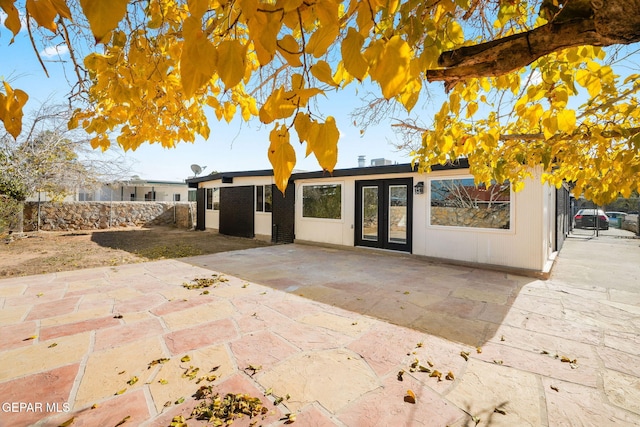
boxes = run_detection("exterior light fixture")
[414,182,424,195]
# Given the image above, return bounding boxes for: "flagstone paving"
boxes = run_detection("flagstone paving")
[0,236,639,426]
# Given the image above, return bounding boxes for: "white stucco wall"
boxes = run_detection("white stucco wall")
[420,169,549,271]
[295,169,553,272]
[295,178,350,245]
[295,172,417,247]
[195,167,555,271]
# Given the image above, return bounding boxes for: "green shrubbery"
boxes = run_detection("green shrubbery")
[0,196,22,237]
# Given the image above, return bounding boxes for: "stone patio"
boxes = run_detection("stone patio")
[0,236,638,426]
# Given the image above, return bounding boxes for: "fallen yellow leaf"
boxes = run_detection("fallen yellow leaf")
[404,389,416,404]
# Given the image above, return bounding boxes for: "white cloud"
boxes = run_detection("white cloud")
[40,45,69,58]
[523,70,543,88]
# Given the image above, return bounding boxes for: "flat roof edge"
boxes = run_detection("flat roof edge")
[186,159,470,187]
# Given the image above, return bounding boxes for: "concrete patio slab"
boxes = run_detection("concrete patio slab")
[0,235,638,426]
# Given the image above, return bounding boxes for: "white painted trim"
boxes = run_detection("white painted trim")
[425,174,516,235]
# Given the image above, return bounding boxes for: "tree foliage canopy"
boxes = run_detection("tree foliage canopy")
[0,104,132,201]
[1,0,640,203]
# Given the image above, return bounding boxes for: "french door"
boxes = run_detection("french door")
[355,178,412,252]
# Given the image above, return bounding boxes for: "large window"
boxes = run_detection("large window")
[302,184,342,219]
[430,178,511,229]
[256,185,272,212]
[206,188,220,210]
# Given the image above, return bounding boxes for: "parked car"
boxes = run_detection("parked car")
[606,211,627,228]
[574,209,609,230]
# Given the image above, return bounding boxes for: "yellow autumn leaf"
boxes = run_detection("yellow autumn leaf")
[446,21,465,46]
[188,0,208,18]
[239,96,258,121]
[575,68,603,97]
[294,111,312,142]
[466,101,478,118]
[259,87,297,124]
[556,109,576,133]
[268,124,296,194]
[542,114,558,140]
[239,0,258,20]
[79,0,128,43]
[180,30,218,98]
[0,81,29,139]
[399,78,421,112]
[26,0,58,32]
[310,61,338,87]
[247,11,281,65]
[292,73,305,90]
[0,0,22,38]
[217,40,246,89]
[315,0,339,25]
[586,78,602,98]
[305,23,339,58]
[291,88,323,108]
[307,116,339,172]
[341,27,368,81]
[404,389,416,404]
[369,36,411,99]
[223,102,236,123]
[58,417,75,427]
[277,35,302,67]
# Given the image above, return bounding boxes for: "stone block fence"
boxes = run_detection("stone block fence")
[22,201,196,232]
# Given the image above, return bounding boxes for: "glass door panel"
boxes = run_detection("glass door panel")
[362,186,379,241]
[355,178,411,252]
[388,185,407,244]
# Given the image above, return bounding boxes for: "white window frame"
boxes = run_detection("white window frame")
[301,183,343,221]
[428,176,514,232]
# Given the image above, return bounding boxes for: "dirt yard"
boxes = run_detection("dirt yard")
[0,227,269,277]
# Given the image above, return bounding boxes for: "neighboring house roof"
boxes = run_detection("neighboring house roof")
[104,179,188,188]
[185,159,470,188]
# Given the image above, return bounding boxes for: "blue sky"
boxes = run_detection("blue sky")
[0,23,423,182]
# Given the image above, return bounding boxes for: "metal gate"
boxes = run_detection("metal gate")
[555,185,571,250]
[571,197,639,238]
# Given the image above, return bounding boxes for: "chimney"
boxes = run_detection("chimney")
[358,155,366,168]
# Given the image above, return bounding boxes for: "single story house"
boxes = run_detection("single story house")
[27,177,192,203]
[186,160,571,275]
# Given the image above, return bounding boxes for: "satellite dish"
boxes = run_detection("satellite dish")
[191,164,207,176]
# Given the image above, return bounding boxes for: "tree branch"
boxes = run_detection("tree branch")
[427,0,640,88]
[500,127,640,143]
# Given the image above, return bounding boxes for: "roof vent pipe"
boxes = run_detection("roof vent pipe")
[358,155,366,168]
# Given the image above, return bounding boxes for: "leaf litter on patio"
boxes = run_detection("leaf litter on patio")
[182,274,229,290]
